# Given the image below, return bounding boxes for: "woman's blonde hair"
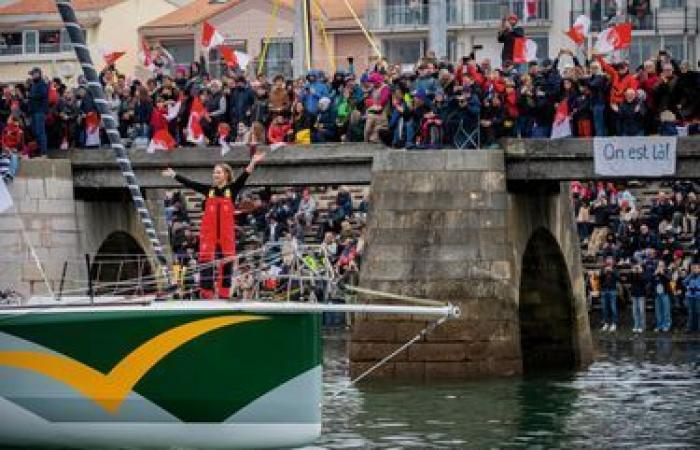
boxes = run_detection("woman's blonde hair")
[215,163,234,184]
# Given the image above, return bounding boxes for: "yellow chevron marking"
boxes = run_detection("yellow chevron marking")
[0,315,266,414]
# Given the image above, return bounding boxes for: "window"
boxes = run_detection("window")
[528,35,549,61]
[0,32,22,56]
[660,0,684,9]
[382,39,424,64]
[23,30,37,54]
[384,0,428,27]
[162,40,195,65]
[0,28,79,56]
[473,0,500,21]
[261,38,293,78]
[39,30,61,54]
[208,39,246,78]
[661,36,685,61]
[628,36,660,68]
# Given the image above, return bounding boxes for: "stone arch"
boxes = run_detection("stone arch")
[518,227,576,373]
[92,231,153,295]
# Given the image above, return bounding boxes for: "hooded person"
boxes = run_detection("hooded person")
[313,97,336,143]
[162,149,265,299]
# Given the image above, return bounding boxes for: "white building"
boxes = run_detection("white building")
[362,0,699,67]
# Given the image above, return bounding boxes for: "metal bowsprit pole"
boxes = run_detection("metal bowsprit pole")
[54,0,173,291]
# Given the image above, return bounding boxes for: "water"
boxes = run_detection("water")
[310,332,700,449]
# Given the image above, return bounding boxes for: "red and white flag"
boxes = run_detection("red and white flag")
[523,0,538,21]
[594,23,632,54]
[551,101,572,139]
[218,123,231,156]
[202,21,225,51]
[139,39,156,72]
[147,129,177,154]
[513,38,538,64]
[565,15,591,47]
[85,112,101,147]
[219,45,251,70]
[186,97,206,146]
[103,50,125,67]
[166,100,181,122]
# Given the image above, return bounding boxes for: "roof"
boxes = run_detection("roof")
[142,0,365,30]
[141,0,241,28]
[0,0,126,15]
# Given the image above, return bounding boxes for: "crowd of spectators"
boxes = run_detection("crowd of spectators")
[2,15,700,180]
[164,185,368,300]
[574,180,700,334]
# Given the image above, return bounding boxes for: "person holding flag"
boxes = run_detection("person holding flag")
[162,149,265,300]
[497,14,525,66]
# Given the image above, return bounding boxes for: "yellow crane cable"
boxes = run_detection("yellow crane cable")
[258,0,282,76]
[311,0,335,73]
[341,0,382,58]
[302,0,312,72]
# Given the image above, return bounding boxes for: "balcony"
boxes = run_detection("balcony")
[366,0,552,32]
[570,6,699,34]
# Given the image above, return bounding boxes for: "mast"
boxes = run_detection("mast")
[53,0,172,288]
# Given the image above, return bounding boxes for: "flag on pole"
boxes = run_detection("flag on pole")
[147,129,177,154]
[186,97,206,146]
[102,50,126,67]
[0,180,12,213]
[523,0,538,21]
[202,21,225,51]
[219,45,251,70]
[513,38,538,63]
[594,23,633,54]
[551,101,572,139]
[139,39,156,72]
[565,15,591,47]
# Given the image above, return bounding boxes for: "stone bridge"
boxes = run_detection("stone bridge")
[5,138,700,378]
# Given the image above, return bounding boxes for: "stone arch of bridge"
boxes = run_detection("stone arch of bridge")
[518,227,576,373]
[91,231,153,295]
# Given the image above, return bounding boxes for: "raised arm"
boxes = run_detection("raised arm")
[162,168,211,195]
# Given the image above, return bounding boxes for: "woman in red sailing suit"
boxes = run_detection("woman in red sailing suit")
[162,150,265,299]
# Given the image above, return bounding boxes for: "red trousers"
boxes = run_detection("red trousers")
[198,196,236,299]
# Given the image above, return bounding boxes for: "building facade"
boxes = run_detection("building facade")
[0,0,184,82]
[353,0,698,68]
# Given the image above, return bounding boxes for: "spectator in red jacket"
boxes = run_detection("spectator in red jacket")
[597,56,639,106]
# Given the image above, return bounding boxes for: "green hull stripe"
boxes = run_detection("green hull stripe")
[0,311,321,423]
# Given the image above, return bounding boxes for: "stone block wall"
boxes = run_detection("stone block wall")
[0,160,86,300]
[353,150,522,379]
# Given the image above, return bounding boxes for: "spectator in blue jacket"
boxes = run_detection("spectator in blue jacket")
[302,70,330,116]
[684,261,700,332]
[27,67,48,157]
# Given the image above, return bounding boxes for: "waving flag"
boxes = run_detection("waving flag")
[523,0,538,21]
[85,111,101,147]
[219,45,251,69]
[139,39,156,72]
[186,97,206,146]
[595,23,632,54]
[202,21,225,51]
[103,51,125,67]
[218,123,231,156]
[147,129,177,154]
[513,38,538,64]
[565,15,591,47]
[551,101,572,139]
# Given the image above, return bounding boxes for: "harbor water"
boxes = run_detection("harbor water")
[310,331,700,449]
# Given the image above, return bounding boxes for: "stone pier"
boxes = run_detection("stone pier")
[0,160,86,298]
[352,150,593,379]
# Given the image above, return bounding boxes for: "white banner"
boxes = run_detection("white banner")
[593,137,677,177]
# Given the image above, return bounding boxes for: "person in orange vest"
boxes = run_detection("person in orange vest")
[162,148,265,299]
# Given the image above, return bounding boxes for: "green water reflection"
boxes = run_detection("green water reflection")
[312,334,700,449]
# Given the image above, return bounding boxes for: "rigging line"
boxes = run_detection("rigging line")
[257,0,282,76]
[329,315,449,400]
[53,0,173,289]
[341,0,382,58]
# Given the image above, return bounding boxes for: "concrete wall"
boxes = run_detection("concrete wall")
[352,150,592,379]
[0,160,86,299]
